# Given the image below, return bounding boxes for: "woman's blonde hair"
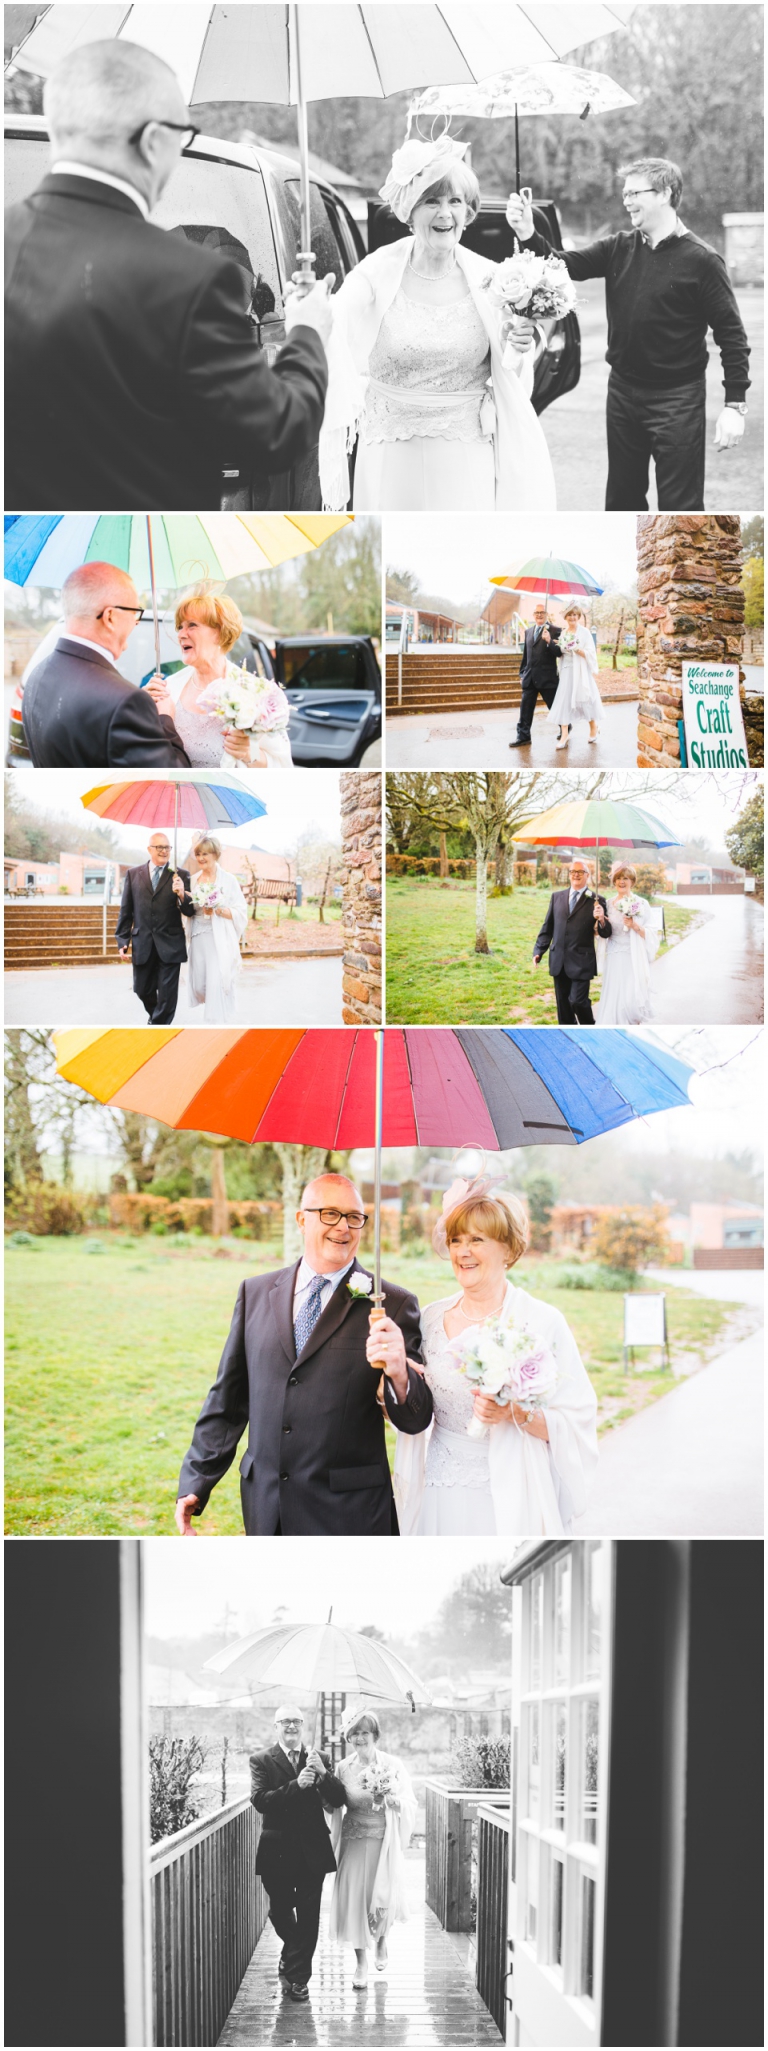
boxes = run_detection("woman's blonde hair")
[444,1192,528,1268]
[193,834,222,860]
[563,602,586,622]
[175,581,243,653]
[409,162,480,224]
[611,860,637,884]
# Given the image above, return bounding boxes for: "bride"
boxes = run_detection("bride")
[546,603,603,749]
[596,862,659,1023]
[329,1709,416,1989]
[367,1179,597,1536]
[182,832,248,1024]
[319,135,556,512]
[146,584,293,770]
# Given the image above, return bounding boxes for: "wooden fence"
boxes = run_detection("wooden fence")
[475,1804,511,2038]
[424,1780,509,1933]
[150,1798,267,2047]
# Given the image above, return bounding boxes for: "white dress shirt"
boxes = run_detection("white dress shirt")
[51,161,149,219]
[59,631,117,662]
[292,1257,355,1322]
[568,884,588,912]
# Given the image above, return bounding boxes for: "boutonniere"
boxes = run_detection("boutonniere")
[347,1272,373,1300]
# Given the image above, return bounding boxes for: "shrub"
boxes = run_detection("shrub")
[386,854,475,878]
[591,1206,672,1275]
[149,1736,207,1845]
[450,1734,511,1789]
[108,1193,281,1236]
[6,1184,87,1236]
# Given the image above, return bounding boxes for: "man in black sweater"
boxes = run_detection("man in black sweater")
[507,158,750,510]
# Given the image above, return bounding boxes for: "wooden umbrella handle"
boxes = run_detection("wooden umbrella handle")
[369,1302,387,1408]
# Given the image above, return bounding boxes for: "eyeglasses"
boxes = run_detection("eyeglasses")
[302,1208,368,1228]
[96,605,144,619]
[127,119,199,151]
[622,189,658,202]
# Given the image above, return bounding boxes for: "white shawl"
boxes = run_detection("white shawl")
[319,239,556,512]
[165,664,293,769]
[393,1282,598,1539]
[187,862,248,1000]
[562,624,599,708]
[597,894,659,979]
[330,1749,417,1934]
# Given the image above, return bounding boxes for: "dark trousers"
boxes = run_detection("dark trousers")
[265,1866,324,1985]
[552,969,595,1025]
[606,371,707,510]
[515,671,557,742]
[132,944,181,1024]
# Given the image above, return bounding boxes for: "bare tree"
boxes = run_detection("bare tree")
[387,772,560,952]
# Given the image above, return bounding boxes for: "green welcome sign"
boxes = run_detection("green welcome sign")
[681,662,749,769]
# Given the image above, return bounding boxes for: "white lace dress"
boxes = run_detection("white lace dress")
[596,896,659,1024]
[546,627,603,726]
[353,287,496,511]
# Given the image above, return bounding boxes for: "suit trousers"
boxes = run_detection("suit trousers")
[132,943,181,1024]
[516,668,558,741]
[605,371,707,511]
[552,970,595,1025]
[264,1865,325,1984]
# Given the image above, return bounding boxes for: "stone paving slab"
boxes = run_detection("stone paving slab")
[218,1855,502,2049]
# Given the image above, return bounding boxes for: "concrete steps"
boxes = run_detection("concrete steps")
[386,653,522,714]
[4,904,126,968]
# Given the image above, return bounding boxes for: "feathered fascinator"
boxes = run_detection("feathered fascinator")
[378,134,469,223]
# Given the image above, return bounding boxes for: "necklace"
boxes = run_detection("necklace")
[454,1287,507,1326]
[408,254,457,280]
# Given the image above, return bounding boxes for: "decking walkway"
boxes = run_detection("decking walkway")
[218,1851,502,2048]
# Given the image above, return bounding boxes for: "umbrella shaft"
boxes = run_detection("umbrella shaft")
[292,5,316,284]
[146,515,161,676]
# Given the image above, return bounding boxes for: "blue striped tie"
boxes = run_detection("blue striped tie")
[293,1274,326,1356]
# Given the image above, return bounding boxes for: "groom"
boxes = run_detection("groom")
[509,604,563,748]
[175,1173,432,1535]
[250,1707,345,2005]
[532,857,612,1024]
[115,831,195,1024]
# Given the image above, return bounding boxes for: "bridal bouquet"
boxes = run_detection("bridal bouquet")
[191,878,222,910]
[195,664,291,739]
[360,1762,399,1809]
[614,893,642,920]
[449,1318,561,1439]
[483,251,576,366]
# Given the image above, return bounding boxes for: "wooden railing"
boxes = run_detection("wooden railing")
[475,1804,511,2038]
[150,1798,267,2047]
[424,1779,509,1933]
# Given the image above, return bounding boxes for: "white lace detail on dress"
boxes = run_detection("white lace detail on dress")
[173,702,229,766]
[422,1323,491,1489]
[362,290,490,445]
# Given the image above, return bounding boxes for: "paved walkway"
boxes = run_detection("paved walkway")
[645,1266,763,1307]
[573,1328,764,1537]
[219,1854,501,2050]
[385,698,637,769]
[651,895,764,1022]
[3,957,344,1026]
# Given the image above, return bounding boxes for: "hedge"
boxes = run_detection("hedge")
[108,1194,282,1235]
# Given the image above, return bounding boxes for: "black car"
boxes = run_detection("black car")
[367,197,580,415]
[4,114,365,509]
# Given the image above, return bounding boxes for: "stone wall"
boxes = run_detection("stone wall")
[636,515,754,766]
[340,770,382,1024]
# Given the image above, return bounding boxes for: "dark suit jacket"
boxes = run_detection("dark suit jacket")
[534,887,612,979]
[115,863,194,965]
[519,622,563,690]
[178,1256,432,1536]
[250,1744,345,1887]
[21,638,190,768]
[5,174,328,511]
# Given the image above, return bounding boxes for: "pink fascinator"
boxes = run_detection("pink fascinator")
[378,134,469,224]
[431,1166,511,1258]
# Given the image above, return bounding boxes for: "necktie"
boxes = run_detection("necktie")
[569,890,578,913]
[293,1274,326,1355]
[150,864,164,893]
[534,625,541,642]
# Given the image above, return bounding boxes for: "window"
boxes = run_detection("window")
[530,1573,542,1689]
[554,1554,571,1683]
[579,1873,596,1999]
[525,1839,538,1945]
[548,1700,567,1830]
[153,156,280,316]
[582,1542,602,1680]
[281,180,353,285]
[280,644,366,690]
[580,1698,599,1846]
[526,1705,540,1822]
[551,1858,564,1969]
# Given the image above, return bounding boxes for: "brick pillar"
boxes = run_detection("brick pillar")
[340,771,382,1024]
[636,514,749,766]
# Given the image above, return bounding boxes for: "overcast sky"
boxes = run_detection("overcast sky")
[144,1536,513,1640]
[7,766,341,856]
[386,512,638,601]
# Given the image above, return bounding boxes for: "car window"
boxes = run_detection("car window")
[282,645,365,689]
[278,180,350,287]
[152,155,280,319]
[4,136,52,205]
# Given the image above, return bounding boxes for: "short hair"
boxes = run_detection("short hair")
[192,834,222,860]
[563,603,586,621]
[62,560,137,620]
[44,40,185,155]
[175,583,243,654]
[409,162,480,224]
[619,157,683,210]
[300,1171,364,1209]
[611,860,637,884]
[444,1192,529,1269]
[274,1704,303,1725]
[346,1710,380,1740]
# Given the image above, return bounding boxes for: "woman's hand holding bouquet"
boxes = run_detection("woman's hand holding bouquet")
[483,251,576,368]
[449,1319,561,1439]
[196,664,291,762]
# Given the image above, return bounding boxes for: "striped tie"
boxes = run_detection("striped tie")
[293,1274,326,1356]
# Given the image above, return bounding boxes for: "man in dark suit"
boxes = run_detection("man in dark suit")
[176,1173,432,1536]
[21,561,190,767]
[115,830,195,1024]
[532,855,612,1024]
[509,603,564,747]
[5,39,332,510]
[251,1707,345,2004]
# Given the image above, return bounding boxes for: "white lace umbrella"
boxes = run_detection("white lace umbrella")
[412,63,636,187]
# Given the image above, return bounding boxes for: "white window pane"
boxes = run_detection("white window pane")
[530,1574,542,1689]
[584,1543,601,1679]
[551,1859,564,1969]
[554,1554,571,1683]
[526,1838,539,1945]
[527,1704,540,1822]
[581,1698,599,1845]
[551,1700,566,1829]
[580,1873,596,1999]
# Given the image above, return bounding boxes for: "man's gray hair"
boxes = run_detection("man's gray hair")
[62,560,138,621]
[619,157,683,211]
[44,39,185,155]
[273,1704,304,1724]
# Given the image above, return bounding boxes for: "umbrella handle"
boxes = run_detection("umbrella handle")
[369,1301,387,1405]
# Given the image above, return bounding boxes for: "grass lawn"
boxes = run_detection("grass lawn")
[384,880,697,1023]
[4,1234,750,1537]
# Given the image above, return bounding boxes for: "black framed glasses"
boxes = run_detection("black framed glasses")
[95,604,144,619]
[302,1208,368,1228]
[127,120,199,151]
[622,189,658,202]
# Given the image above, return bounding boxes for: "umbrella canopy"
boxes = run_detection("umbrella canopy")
[413,62,635,122]
[3,511,351,591]
[513,798,683,850]
[81,773,268,832]
[204,1619,431,1708]
[490,554,604,602]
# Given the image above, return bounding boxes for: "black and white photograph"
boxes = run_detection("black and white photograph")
[4,3,763,514]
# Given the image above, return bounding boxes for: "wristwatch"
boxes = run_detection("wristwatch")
[725,401,748,413]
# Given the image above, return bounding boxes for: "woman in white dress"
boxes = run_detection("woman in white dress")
[367,1182,597,1538]
[329,1709,417,1990]
[145,584,293,770]
[596,862,659,1024]
[183,833,248,1024]
[547,603,602,748]
[319,136,556,513]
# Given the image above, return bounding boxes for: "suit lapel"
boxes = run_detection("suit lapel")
[270,1262,302,1364]
[270,1741,304,1783]
[297,1257,372,1366]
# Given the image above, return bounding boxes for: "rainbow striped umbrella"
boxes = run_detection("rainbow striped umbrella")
[489,553,603,608]
[513,797,682,853]
[81,772,266,870]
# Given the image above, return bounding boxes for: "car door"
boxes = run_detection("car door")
[277,642,380,765]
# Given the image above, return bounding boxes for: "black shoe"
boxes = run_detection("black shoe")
[278,1958,290,1982]
[287,1982,310,2002]
[509,736,531,748]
